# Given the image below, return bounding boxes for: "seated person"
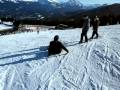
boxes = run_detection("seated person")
[48,35,69,56]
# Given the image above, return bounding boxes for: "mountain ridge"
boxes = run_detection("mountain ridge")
[0,0,101,19]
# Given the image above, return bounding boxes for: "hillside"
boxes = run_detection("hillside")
[81,3,120,16]
[0,25,120,90]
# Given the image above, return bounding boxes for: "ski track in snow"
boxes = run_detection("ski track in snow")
[0,25,120,90]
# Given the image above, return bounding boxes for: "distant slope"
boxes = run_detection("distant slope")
[0,25,120,90]
[81,3,120,16]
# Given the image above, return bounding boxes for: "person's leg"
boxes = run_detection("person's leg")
[91,31,94,39]
[84,30,88,42]
[85,34,88,42]
[80,33,83,43]
[95,28,98,38]
[91,28,96,39]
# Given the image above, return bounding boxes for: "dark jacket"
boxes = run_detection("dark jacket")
[48,41,68,56]
[82,17,90,32]
[92,18,100,29]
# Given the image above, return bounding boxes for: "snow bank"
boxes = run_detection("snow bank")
[0,24,13,31]
[3,22,13,26]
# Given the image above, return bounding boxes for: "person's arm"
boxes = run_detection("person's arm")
[48,42,52,56]
[60,42,69,53]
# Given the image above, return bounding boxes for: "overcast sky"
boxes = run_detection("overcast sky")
[25,0,120,5]
[79,0,120,4]
[49,0,120,4]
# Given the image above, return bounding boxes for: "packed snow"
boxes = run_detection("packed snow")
[0,24,13,31]
[3,22,13,26]
[0,25,120,90]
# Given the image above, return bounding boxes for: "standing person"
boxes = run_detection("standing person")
[37,25,39,34]
[0,19,1,24]
[13,19,20,31]
[79,15,90,43]
[48,35,69,56]
[90,16,100,39]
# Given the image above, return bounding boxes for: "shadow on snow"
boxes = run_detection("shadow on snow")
[0,41,79,66]
[0,46,48,66]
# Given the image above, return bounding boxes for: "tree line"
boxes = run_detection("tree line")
[0,14,120,28]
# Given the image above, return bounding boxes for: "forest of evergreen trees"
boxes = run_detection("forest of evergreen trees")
[0,14,120,28]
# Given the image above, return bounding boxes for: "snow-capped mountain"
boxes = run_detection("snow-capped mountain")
[0,0,36,3]
[37,0,83,9]
[0,0,101,19]
[0,0,21,3]
[62,0,82,7]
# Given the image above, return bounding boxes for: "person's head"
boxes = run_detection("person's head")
[83,15,88,19]
[54,35,59,41]
[94,16,99,21]
[95,16,98,18]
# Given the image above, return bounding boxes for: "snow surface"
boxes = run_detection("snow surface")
[0,24,13,31]
[3,22,13,26]
[0,25,120,90]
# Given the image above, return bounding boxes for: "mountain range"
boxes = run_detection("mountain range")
[0,0,101,19]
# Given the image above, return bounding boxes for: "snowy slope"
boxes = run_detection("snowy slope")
[0,24,13,31]
[0,25,120,90]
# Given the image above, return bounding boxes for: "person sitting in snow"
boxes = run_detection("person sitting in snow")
[48,35,69,56]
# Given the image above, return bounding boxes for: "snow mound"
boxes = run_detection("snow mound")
[0,24,13,31]
[0,25,120,90]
